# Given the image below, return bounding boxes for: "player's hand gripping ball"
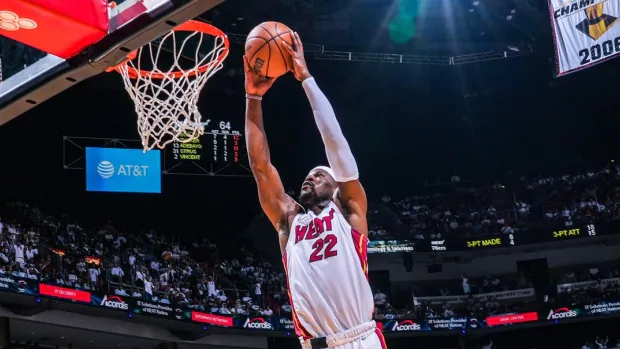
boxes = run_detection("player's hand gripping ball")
[244,56,275,97]
[280,31,311,82]
[244,22,294,78]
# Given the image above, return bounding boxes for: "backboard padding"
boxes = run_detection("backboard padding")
[0,0,226,127]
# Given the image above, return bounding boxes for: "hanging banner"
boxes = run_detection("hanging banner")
[556,277,620,293]
[549,0,620,76]
[415,288,535,305]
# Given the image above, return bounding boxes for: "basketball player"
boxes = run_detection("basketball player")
[244,32,387,349]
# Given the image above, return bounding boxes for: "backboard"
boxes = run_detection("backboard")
[0,0,226,126]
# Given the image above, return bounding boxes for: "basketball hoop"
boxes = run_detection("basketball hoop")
[108,20,229,151]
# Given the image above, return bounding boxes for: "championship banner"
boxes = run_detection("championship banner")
[549,0,620,76]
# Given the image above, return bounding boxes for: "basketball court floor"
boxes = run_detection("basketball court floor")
[0,0,226,126]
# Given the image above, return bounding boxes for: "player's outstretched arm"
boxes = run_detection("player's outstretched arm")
[281,33,368,237]
[244,56,299,252]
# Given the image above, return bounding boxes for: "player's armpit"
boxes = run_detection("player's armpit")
[337,180,368,236]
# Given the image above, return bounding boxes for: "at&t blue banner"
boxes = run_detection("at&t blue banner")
[85,147,161,193]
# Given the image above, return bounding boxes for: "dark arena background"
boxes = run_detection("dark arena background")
[2,0,620,348]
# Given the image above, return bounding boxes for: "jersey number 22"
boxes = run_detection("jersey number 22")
[309,234,338,263]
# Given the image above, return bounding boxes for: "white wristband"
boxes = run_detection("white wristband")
[245,94,263,101]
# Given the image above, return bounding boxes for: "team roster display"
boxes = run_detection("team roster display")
[549,0,620,76]
[165,120,249,176]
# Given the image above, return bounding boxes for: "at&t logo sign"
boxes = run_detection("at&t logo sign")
[0,11,37,31]
[97,161,115,179]
[243,317,273,330]
[97,160,149,179]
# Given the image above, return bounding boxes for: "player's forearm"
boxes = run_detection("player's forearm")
[302,77,359,182]
[245,98,272,172]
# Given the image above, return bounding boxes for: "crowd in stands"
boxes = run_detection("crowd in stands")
[0,164,619,325]
[551,261,620,311]
[0,201,285,317]
[373,164,620,242]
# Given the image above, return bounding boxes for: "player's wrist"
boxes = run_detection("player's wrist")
[245,93,263,101]
[299,72,312,82]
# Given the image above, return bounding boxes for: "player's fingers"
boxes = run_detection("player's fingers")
[280,39,294,54]
[243,56,257,77]
[294,32,303,50]
[243,56,251,72]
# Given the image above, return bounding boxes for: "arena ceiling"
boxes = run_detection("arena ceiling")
[208,0,552,55]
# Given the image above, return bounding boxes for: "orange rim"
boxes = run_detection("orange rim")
[109,20,229,79]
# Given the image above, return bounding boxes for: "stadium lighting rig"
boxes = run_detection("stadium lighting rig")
[225,33,533,65]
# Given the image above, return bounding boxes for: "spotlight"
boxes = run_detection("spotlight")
[36,297,41,304]
[203,325,207,331]
[461,329,467,335]
[128,313,132,319]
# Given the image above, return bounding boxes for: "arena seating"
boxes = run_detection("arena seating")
[1,164,619,321]
[374,165,620,241]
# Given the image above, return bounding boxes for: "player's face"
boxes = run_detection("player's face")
[299,169,335,206]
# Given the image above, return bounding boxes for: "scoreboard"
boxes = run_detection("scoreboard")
[164,120,249,176]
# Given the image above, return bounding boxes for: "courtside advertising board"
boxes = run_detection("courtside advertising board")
[549,0,620,76]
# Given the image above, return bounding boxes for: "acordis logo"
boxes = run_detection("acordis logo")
[390,320,421,332]
[547,307,578,320]
[243,317,273,330]
[101,295,129,310]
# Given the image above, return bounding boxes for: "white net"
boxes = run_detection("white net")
[116,22,228,151]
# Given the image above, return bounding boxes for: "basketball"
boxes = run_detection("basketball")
[245,22,294,78]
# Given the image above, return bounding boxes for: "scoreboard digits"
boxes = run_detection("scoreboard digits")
[170,120,242,164]
[208,121,241,163]
[165,120,249,176]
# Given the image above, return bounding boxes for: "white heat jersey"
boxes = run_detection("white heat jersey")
[283,201,374,339]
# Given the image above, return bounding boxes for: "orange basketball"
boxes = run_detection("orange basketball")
[245,22,294,78]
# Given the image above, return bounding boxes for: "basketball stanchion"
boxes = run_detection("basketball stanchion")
[107,20,230,151]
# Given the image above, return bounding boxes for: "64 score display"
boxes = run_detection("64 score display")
[170,121,242,163]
